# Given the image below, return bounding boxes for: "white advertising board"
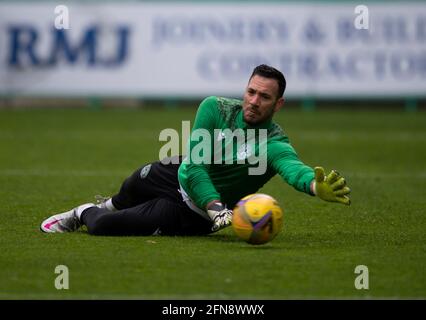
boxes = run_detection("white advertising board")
[0,2,425,98]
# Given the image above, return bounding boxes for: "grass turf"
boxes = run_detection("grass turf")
[0,107,425,299]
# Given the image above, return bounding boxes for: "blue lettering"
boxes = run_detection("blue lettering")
[278,54,293,77]
[102,27,130,67]
[374,52,387,79]
[346,52,371,78]
[327,55,345,77]
[416,53,426,77]
[336,18,370,44]
[383,17,408,43]
[152,18,168,45]
[197,53,218,80]
[220,54,266,79]
[8,26,40,66]
[252,21,268,41]
[48,27,97,65]
[152,17,289,46]
[229,20,245,41]
[303,20,325,44]
[159,18,190,45]
[391,53,415,79]
[197,53,271,80]
[298,54,318,79]
[417,16,426,42]
[198,51,426,83]
[205,19,226,41]
[7,25,129,68]
[271,20,288,41]
[336,19,354,43]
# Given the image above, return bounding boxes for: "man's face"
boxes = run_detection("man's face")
[242,75,284,125]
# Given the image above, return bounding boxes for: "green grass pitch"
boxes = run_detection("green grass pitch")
[0,107,425,299]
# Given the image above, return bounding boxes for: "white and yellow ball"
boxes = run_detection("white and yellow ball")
[232,193,283,245]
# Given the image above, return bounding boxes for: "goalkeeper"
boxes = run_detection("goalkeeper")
[40,64,351,236]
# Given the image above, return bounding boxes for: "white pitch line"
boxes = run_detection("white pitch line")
[293,132,426,141]
[0,169,425,179]
[344,172,426,179]
[0,169,129,177]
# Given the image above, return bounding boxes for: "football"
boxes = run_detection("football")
[232,193,283,245]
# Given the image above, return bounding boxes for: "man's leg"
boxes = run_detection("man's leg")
[105,156,182,211]
[80,197,212,236]
[40,155,212,235]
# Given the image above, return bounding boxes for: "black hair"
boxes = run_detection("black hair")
[250,64,286,98]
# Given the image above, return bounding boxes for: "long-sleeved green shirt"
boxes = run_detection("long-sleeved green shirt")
[178,96,314,211]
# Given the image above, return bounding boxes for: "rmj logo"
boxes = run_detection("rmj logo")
[7,26,130,67]
[7,5,130,68]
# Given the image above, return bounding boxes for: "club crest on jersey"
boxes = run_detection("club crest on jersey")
[140,164,152,179]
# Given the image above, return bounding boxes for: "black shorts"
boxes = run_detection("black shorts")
[81,156,213,236]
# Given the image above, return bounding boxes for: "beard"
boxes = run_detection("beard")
[243,104,274,125]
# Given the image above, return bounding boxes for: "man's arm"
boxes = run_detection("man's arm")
[268,140,315,195]
[268,141,351,204]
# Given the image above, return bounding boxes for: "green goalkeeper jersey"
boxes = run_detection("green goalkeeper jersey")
[178,96,314,211]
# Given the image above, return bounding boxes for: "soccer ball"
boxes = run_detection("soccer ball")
[232,193,283,245]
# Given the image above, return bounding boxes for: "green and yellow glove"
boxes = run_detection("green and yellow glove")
[312,167,351,205]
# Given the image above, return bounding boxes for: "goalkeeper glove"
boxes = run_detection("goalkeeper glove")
[312,167,351,205]
[207,202,233,232]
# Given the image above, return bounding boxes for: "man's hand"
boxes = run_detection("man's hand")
[312,167,351,205]
[206,201,233,232]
